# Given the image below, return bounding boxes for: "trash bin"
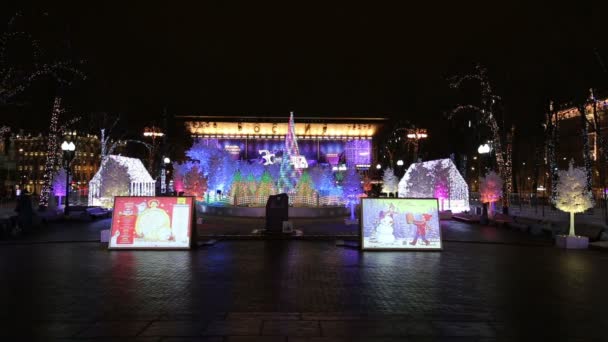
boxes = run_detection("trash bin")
[266,193,289,233]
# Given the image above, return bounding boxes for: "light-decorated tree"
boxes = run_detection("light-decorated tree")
[309,165,335,195]
[186,140,237,197]
[0,13,84,106]
[480,171,503,218]
[362,174,373,194]
[554,160,594,236]
[449,64,513,209]
[433,162,451,211]
[230,169,248,198]
[255,170,278,199]
[99,157,131,199]
[402,163,433,198]
[182,164,207,199]
[343,168,363,220]
[245,174,257,196]
[382,167,399,196]
[295,171,315,197]
[52,169,69,206]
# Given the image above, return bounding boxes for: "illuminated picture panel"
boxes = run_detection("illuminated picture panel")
[109,196,195,250]
[361,198,442,251]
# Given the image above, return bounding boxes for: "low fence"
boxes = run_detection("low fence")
[229,193,346,207]
[469,192,608,226]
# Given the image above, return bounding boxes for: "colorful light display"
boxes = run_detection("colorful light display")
[88,155,156,208]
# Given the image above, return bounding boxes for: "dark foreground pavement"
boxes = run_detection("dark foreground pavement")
[1,231,607,341]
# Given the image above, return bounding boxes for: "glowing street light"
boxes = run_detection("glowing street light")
[61,141,76,215]
[376,164,382,170]
[396,160,404,166]
[478,144,491,154]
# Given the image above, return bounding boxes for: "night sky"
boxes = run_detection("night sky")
[2,2,608,157]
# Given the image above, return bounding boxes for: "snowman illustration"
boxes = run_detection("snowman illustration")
[375,204,397,244]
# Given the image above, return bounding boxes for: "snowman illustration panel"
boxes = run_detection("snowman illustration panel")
[361,198,441,250]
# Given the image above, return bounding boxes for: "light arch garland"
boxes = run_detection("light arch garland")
[398,158,470,213]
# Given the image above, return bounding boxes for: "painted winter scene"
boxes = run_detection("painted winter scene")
[361,198,442,250]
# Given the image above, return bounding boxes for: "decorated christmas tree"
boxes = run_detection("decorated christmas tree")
[99,157,131,199]
[554,160,594,236]
[52,169,70,206]
[255,170,278,198]
[245,174,257,196]
[381,167,399,196]
[362,174,373,194]
[39,97,62,207]
[277,112,302,193]
[309,165,335,195]
[480,171,503,204]
[182,164,208,199]
[295,171,315,197]
[480,171,503,219]
[230,169,248,198]
[343,168,363,220]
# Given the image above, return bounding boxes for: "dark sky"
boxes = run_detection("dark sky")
[2,2,608,156]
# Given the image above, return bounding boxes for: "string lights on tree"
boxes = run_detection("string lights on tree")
[38,97,62,208]
[0,13,85,105]
[449,63,513,208]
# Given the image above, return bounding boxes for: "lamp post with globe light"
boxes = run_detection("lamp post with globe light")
[61,141,76,215]
[161,157,171,194]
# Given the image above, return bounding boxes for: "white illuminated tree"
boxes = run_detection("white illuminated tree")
[52,169,69,206]
[382,167,399,195]
[342,168,363,220]
[554,160,594,236]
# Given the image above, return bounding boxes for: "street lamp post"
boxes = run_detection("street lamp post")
[407,129,428,162]
[161,157,170,195]
[477,143,491,224]
[61,141,76,215]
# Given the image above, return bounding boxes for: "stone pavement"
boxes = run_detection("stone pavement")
[1,231,607,340]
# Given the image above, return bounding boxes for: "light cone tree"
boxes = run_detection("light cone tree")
[554,160,594,236]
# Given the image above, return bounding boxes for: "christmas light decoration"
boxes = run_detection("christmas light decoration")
[480,171,503,204]
[255,170,278,198]
[578,104,593,192]
[181,164,208,200]
[398,159,470,213]
[449,64,512,207]
[0,13,85,105]
[342,168,363,220]
[39,97,62,207]
[554,160,594,236]
[88,155,155,207]
[277,112,302,193]
[381,167,399,195]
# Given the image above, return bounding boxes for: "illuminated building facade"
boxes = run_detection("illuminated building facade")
[2,131,102,194]
[178,115,387,170]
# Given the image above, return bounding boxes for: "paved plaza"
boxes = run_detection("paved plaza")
[0,218,606,341]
